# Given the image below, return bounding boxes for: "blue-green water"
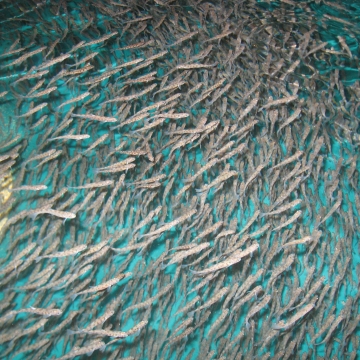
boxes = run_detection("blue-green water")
[0,0,359,359]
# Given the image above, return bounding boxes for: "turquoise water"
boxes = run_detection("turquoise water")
[0,0,359,359]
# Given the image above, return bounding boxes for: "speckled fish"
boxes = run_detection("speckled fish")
[36,244,87,262]
[31,207,76,220]
[140,209,196,239]
[260,95,298,110]
[57,92,91,110]
[71,113,117,122]
[15,103,48,118]
[68,180,114,190]
[196,170,237,193]
[272,303,315,330]
[10,185,47,191]
[163,243,210,269]
[191,243,259,276]
[80,31,118,48]
[71,273,131,300]
[56,341,106,360]
[48,134,90,141]
[12,307,62,317]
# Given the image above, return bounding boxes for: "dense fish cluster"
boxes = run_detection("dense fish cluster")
[0,0,359,359]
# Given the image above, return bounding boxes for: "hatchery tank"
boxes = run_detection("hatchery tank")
[0,0,359,359]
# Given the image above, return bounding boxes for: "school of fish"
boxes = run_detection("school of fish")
[0,0,359,359]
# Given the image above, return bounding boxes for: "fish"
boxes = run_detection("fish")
[140,209,196,239]
[71,113,117,122]
[36,53,71,70]
[48,134,90,141]
[196,170,237,193]
[272,210,302,232]
[10,185,47,192]
[168,30,199,47]
[2,46,47,68]
[237,95,259,122]
[245,295,272,329]
[82,134,109,155]
[337,36,352,58]
[80,32,118,48]
[12,307,62,317]
[36,244,87,262]
[163,243,211,269]
[15,103,48,118]
[314,313,345,345]
[69,52,99,67]
[261,199,302,217]
[260,95,298,110]
[281,236,313,249]
[239,210,260,235]
[191,221,223,242]
[267,254,296,289]
[83,309,115,330]
[176,62,217,70]
[191,243,259,276]
[204,30,233,43]
[71,273,131,300]
[56,341,106,360]
[31,208,76,221]
[57,92,91,110]
[272,303,315,330]
[67,180,114,190]
[208,308,229,337]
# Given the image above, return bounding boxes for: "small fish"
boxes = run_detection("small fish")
[237,95,259,122]
[36,54,71,70]
[67,180,114,190]
[57,92,91,110]
[272,210,302,232]
[191,243,259,276]
[261,199,302,217]
[71,113,117,122]
[2,46,47,69]
[10,185,47,192]
[69,52,99,67]
[48,134,90,141]
[245,295,272,329]
[194,287,229,313]
[168,31,199,47]
[23,86,57,99]
[204,30,233,43]
[95,163,136,174]
[31,208,76,220]
[56,341,106,360]
[272,303,315,330]
[82,134,109,155]
[196,170,237,193]
[337,36,352,58]
[176,62,217,70]
[71,273,131,300]
[13,307,62,317]
[36,244,87,262]
[80,32,118,48]
[163,243,210,269]
[140,209,196,239]
[281,236,313,249]
[15,103,48,118]
[83,309,115,330]
[260,95,297,110]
